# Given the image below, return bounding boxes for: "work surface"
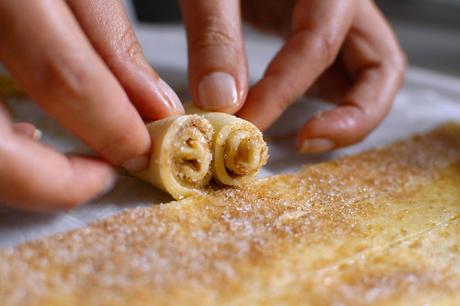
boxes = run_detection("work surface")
[2,123,460,305]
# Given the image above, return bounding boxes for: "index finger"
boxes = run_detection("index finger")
[0,0,150,171]
[237,0,355,130]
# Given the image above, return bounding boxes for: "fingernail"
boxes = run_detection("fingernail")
[158,79,184,113]
[122,155,150,172]
[32,128,42,141]
[89,171,118,202]
[299,138,335,154]
[198,72,238,110]
[100,172,118,195]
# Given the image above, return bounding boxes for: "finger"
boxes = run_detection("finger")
[0,0,151,171]
[307,63,352,103]
[297,1,406,152]
[238,0,355,130]
[66,0,184,120]
[13,122,42,140]
[179,0,248,113]
[0,131,115,212]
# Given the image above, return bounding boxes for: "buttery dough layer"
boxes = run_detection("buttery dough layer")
[133,115,214,200]
[3,123,460,306]
[184,104,269,186]
[201,112,269,186]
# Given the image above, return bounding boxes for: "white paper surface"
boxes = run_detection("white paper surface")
[1,25,460,248]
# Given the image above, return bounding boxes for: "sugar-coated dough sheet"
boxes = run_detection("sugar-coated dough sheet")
[133,115,214,200]
[2,123,460,305]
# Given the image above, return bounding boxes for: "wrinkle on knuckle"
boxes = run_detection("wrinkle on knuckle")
[189,17,236,52]
[97,24,144,68]
[295,26,340,67]
[115,26,143,61]
[124,39,143,61]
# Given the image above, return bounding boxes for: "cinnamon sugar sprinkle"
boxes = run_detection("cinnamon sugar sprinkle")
[3,124,460,305]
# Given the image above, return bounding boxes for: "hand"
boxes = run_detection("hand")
[238,0,406,153]
[180,0,405,153]
[0,0,183,211]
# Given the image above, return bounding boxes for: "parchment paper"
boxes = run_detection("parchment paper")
[1,25,460,248]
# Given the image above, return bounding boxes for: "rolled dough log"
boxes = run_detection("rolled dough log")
[185,104,268,186]
[133,115,213,200]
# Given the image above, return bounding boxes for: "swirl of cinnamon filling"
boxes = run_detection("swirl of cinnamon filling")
[133,115,213,200]
[202,112,268,186]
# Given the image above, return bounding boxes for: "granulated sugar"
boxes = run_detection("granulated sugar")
[2,124,460,305]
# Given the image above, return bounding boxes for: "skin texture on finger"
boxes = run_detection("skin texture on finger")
[297,0,406,151]
[307,63,352,104]
[238,0,355,130]
[66,0,184,120]
[179,0,248,113]
[0,127,115,212]
[0,0,151,170]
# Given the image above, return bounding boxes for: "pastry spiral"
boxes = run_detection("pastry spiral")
[201,112,268,186]
[133,115,213,200]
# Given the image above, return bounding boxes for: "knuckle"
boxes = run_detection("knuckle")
[42,53,92,103]
[124,39,143,61]
[383,50,407,87]
[399,51,408,70]
[189,17,236,52]
[112,26,144,61]
[389,48,407,72]
[95,25,145,70]
[311,31,338,66]
[293,28,339,68]
[395,51,408,76]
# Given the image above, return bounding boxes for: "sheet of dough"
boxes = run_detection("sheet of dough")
[2,123,460,306]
